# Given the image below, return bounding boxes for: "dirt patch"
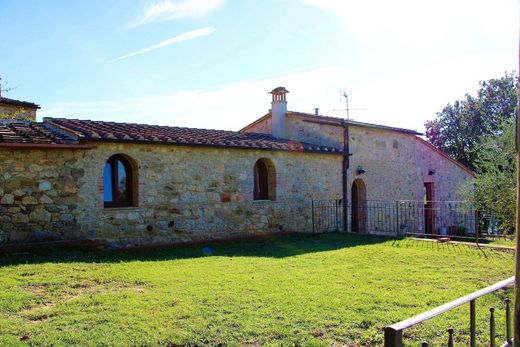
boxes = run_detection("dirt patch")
[21,282,147,317]
[22,284,47,296]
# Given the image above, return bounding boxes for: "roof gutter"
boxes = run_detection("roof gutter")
[0,143,94,150]
[78,138,341,155]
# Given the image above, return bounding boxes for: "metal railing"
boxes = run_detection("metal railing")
[384,276,515,346]
[311,199,343,233]
[310,199,511,244]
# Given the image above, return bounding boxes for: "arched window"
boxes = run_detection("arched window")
[103,154,136,207]
[254,158,276,201]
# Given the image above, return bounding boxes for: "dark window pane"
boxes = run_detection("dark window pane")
[103,162,113,202]
[254,160,269,200]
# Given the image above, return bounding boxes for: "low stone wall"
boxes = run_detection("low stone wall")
[0,144,342,246]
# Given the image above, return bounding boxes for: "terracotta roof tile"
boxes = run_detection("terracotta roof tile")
[0,121,77,144]
[240,111,422,136]
[287,111,423,135]
[0,97,40,109]
[43,118,341,154]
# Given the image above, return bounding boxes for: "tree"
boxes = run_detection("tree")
[425,72,517,171]
[470,119,516,230]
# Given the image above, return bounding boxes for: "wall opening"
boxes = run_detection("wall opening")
[103,154,138,208]
[424,182,435,234]
[253,158,276,201]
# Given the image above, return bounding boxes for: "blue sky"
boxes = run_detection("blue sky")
[0,0,517,132]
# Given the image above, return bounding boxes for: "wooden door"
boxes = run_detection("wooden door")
[424,182,435,234]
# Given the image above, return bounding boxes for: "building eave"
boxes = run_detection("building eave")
[0,97,40,110]
[239,113,271,132]
[0,143,93,150]
[239,111,423,136]
[415,137,476,177]
[78,138,342,155]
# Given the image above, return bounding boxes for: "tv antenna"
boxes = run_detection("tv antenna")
[0,77,17,98]
[329,89,365,120]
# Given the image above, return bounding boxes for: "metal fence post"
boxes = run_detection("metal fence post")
[395,200,399,237]
[470,299,476,347]
[384,327,402,347]
[311,200,315,234]
[334,199,340,231]
[490,307,495,347]
[447,327,454,347]
[505,297,512,344]
[475,210,480,246]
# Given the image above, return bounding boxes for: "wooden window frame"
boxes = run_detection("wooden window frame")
[104,155,134,208]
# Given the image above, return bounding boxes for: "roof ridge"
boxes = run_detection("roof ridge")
[40,118,341,154]
[287,111,422,135]
[0,97,40,109]
[44,117,245,134]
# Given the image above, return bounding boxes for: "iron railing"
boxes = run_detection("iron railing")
[384,276,515,347]
[311,199,510,243]
[311,199,343,233]
[311,199,479,234]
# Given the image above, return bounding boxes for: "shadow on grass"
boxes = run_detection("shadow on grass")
[390,237,515,259]
[0,233,390,266]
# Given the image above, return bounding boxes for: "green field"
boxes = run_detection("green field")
[0,234,515,346]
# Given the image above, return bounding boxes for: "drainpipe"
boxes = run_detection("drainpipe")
[342,120,350,232]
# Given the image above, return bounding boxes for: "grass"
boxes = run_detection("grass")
[482,236,516,248]
[0,233,515,346]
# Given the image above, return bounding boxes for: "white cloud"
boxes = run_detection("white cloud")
[42,55,517,136]
[301,0,518,46]
[128,0,225,28]
[41,66,350,130]
[110,26,216,62]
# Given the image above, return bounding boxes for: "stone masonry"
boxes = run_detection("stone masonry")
[0,144,342,246]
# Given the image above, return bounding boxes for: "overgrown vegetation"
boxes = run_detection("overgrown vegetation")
[473,119,517,230]
[425,72,518,231]
[0,108,33,122]
[0,234,514,346]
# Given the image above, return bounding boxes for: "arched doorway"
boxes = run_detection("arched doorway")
[351,179,367,233]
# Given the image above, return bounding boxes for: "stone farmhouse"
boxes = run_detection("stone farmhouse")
[0,88,474,246]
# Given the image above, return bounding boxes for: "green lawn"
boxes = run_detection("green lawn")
[0,234,514,346]
[483,237,516,248]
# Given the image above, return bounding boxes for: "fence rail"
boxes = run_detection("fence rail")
[311,199,343,233]
[384,276,515,346]
[311,199,506,238]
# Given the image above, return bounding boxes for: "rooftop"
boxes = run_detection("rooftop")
[0,97,40,110]
[241,111,423,136]
[0,117,340,153]
[0,121,78,146]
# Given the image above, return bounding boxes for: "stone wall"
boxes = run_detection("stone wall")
[243,114,344,149]
[348,126,473,202]
[0,149,85,243]
[0,144,342,246]
[244,113,475,234]
[285,115,344,149]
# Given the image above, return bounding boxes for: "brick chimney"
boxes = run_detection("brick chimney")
[269,86,289,138]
